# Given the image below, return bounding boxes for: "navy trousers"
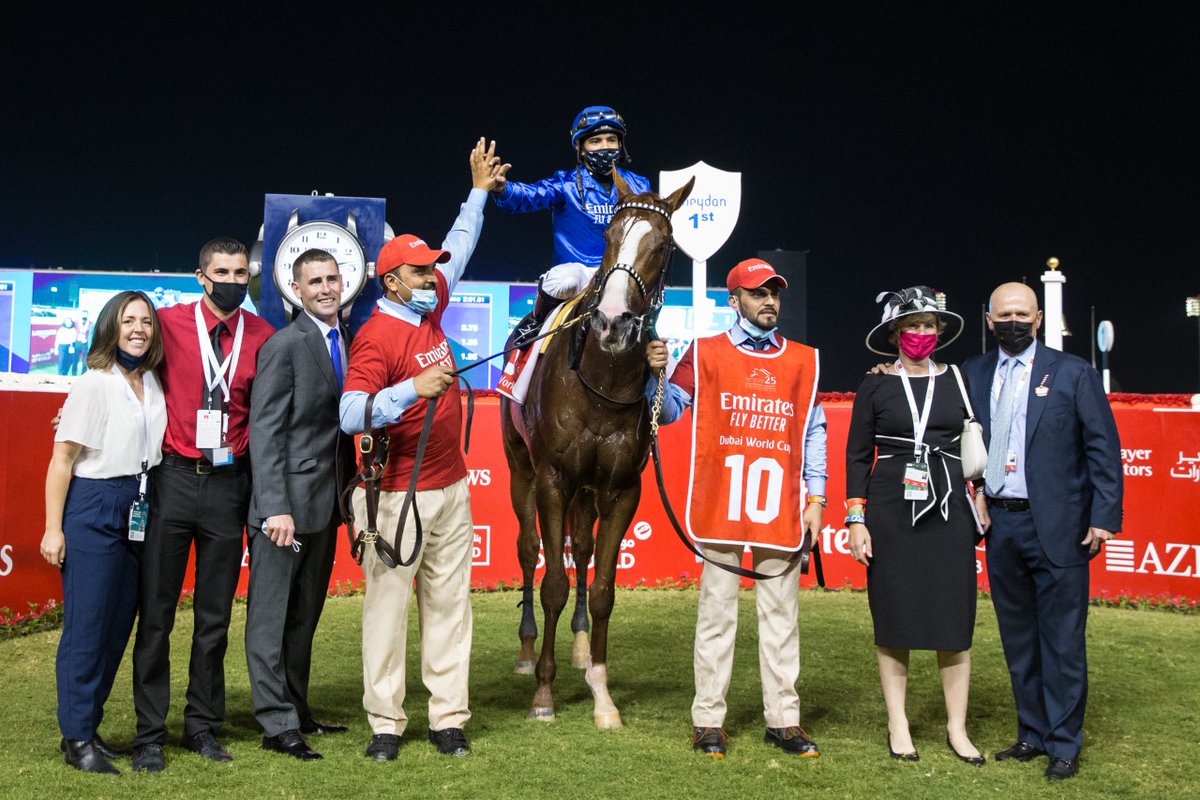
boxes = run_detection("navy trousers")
[986,506,1090,760]
[57,475,140,740]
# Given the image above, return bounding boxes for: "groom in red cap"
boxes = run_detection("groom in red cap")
[646,257,827,759]
[338,138,507,761]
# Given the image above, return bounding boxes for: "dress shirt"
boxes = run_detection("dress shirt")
[158,300,275,458]
[989,339,1037,499]
[304,311,347,380]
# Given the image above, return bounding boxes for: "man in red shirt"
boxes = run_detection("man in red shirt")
[131,237,274,772]
[339,138,506,761]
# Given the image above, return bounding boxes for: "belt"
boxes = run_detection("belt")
[160,453,249,475]
[987,496,1030,512]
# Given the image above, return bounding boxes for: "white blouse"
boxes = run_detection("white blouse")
[56,367,167,479]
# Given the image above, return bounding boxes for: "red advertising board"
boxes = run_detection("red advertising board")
[2,388,1197,611]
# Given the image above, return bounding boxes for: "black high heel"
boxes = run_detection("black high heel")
[946,733,986,766]
[888,733,919,761]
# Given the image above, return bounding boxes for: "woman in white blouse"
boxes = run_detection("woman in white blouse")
[40,291,167,775]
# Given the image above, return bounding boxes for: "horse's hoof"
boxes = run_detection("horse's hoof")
[571,632,591,669]
[594,711,623,729]
[514,660,535,675]
[527,706,556,722]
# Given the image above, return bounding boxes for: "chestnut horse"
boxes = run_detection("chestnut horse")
[500,173,693,727]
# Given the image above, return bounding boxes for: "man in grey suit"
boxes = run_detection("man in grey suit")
[247,249,356,759]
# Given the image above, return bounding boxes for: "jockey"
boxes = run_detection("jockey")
[491,105,653,367]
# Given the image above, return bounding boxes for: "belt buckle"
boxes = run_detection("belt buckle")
[196,460,212,475]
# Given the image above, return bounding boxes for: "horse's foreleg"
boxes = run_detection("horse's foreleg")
[503,405,540,675]
[569,491,597,669]
[584,486,641,729]
[531,475,570,721]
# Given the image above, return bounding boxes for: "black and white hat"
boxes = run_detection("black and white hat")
[865,286,964,355]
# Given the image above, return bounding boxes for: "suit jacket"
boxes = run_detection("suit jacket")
[249,311,356,534]
[963,344,1123,567]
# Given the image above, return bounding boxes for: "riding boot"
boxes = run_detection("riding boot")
[513,286,562,350]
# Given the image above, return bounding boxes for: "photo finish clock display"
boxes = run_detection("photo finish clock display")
[255,193,388,330]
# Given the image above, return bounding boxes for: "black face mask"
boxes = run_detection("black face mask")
[116,348,148,371]
[206,280,248,313]
[582,148,621,176]
[992,320,1035,353]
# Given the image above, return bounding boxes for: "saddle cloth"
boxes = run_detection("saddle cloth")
[497,294,585,404]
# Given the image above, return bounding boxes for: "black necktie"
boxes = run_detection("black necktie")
[208,321,227,411]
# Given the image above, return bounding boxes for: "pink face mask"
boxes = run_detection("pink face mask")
[898,331,937,360]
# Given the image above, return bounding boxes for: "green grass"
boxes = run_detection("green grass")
[0,588,1196,799]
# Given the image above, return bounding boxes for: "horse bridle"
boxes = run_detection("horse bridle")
[569,200,676,406]
[583,200,676,343]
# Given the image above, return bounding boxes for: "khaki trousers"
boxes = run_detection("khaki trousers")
[692,544,801,729]
[354,477,474,735]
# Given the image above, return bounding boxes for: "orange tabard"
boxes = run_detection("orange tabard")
[685,334,819,551]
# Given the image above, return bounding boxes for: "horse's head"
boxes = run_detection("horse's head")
[588,172,694,354]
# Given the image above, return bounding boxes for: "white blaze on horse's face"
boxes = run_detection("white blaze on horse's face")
[596,218,652,327]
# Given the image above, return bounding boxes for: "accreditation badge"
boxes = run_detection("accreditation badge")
[128,499,149,541]
[903,461,930,501]
[196,409,223,449]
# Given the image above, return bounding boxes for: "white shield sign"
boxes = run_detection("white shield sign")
[658,161,741,263]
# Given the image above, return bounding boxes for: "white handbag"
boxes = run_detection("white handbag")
[950,364,988,481]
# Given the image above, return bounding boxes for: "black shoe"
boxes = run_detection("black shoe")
[765,726,820,757]
[947,734,986,766]
[887,734,919,761]
[92,733,130,759]
[428,727,470,757]
[263,729,322,760]
[691,726,728,757]
[301,720,349,735]
[995,740,1046,762]
[365,733,400,761]
[62,738,120,775]
[186,730,232,762]
[131,743,165,772]
[1045,757,1079,780]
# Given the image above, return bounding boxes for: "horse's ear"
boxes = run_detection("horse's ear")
[613,168,632,199]
[662,176,695,213]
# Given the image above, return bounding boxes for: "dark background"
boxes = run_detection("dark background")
[2,4,1196,391]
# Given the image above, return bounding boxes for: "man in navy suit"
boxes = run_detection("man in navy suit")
[964,282,1122,781]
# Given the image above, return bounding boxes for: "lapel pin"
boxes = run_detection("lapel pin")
[1034,373,1050,397]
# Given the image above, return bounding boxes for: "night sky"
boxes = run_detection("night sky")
[3,4,1196,391]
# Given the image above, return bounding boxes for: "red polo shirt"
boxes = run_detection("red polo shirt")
[158,300,275,458]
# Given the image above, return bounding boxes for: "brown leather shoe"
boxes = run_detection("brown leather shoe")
[691,726,728,757]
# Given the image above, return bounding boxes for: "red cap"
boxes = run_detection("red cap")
[377,234,451,276]
[726,258,788,293]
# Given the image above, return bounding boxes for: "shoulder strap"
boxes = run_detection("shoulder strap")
[950,364,977,420]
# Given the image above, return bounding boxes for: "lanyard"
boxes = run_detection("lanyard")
[194,302,244,405]
[896,361,937,461]
[114,367,152,498]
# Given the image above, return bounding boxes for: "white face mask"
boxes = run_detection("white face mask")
[737,315,775,339]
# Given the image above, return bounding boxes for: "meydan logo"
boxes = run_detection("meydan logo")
[747,367,777,388]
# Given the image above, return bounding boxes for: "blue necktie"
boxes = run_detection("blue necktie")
[328,329,343,392]
[985,357,1019,494]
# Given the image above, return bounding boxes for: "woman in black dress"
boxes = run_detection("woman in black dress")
[845,287,984,765]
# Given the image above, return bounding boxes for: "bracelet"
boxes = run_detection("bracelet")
[845,497,868,509]
[807,494,827,508]
[844,513,866,526]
